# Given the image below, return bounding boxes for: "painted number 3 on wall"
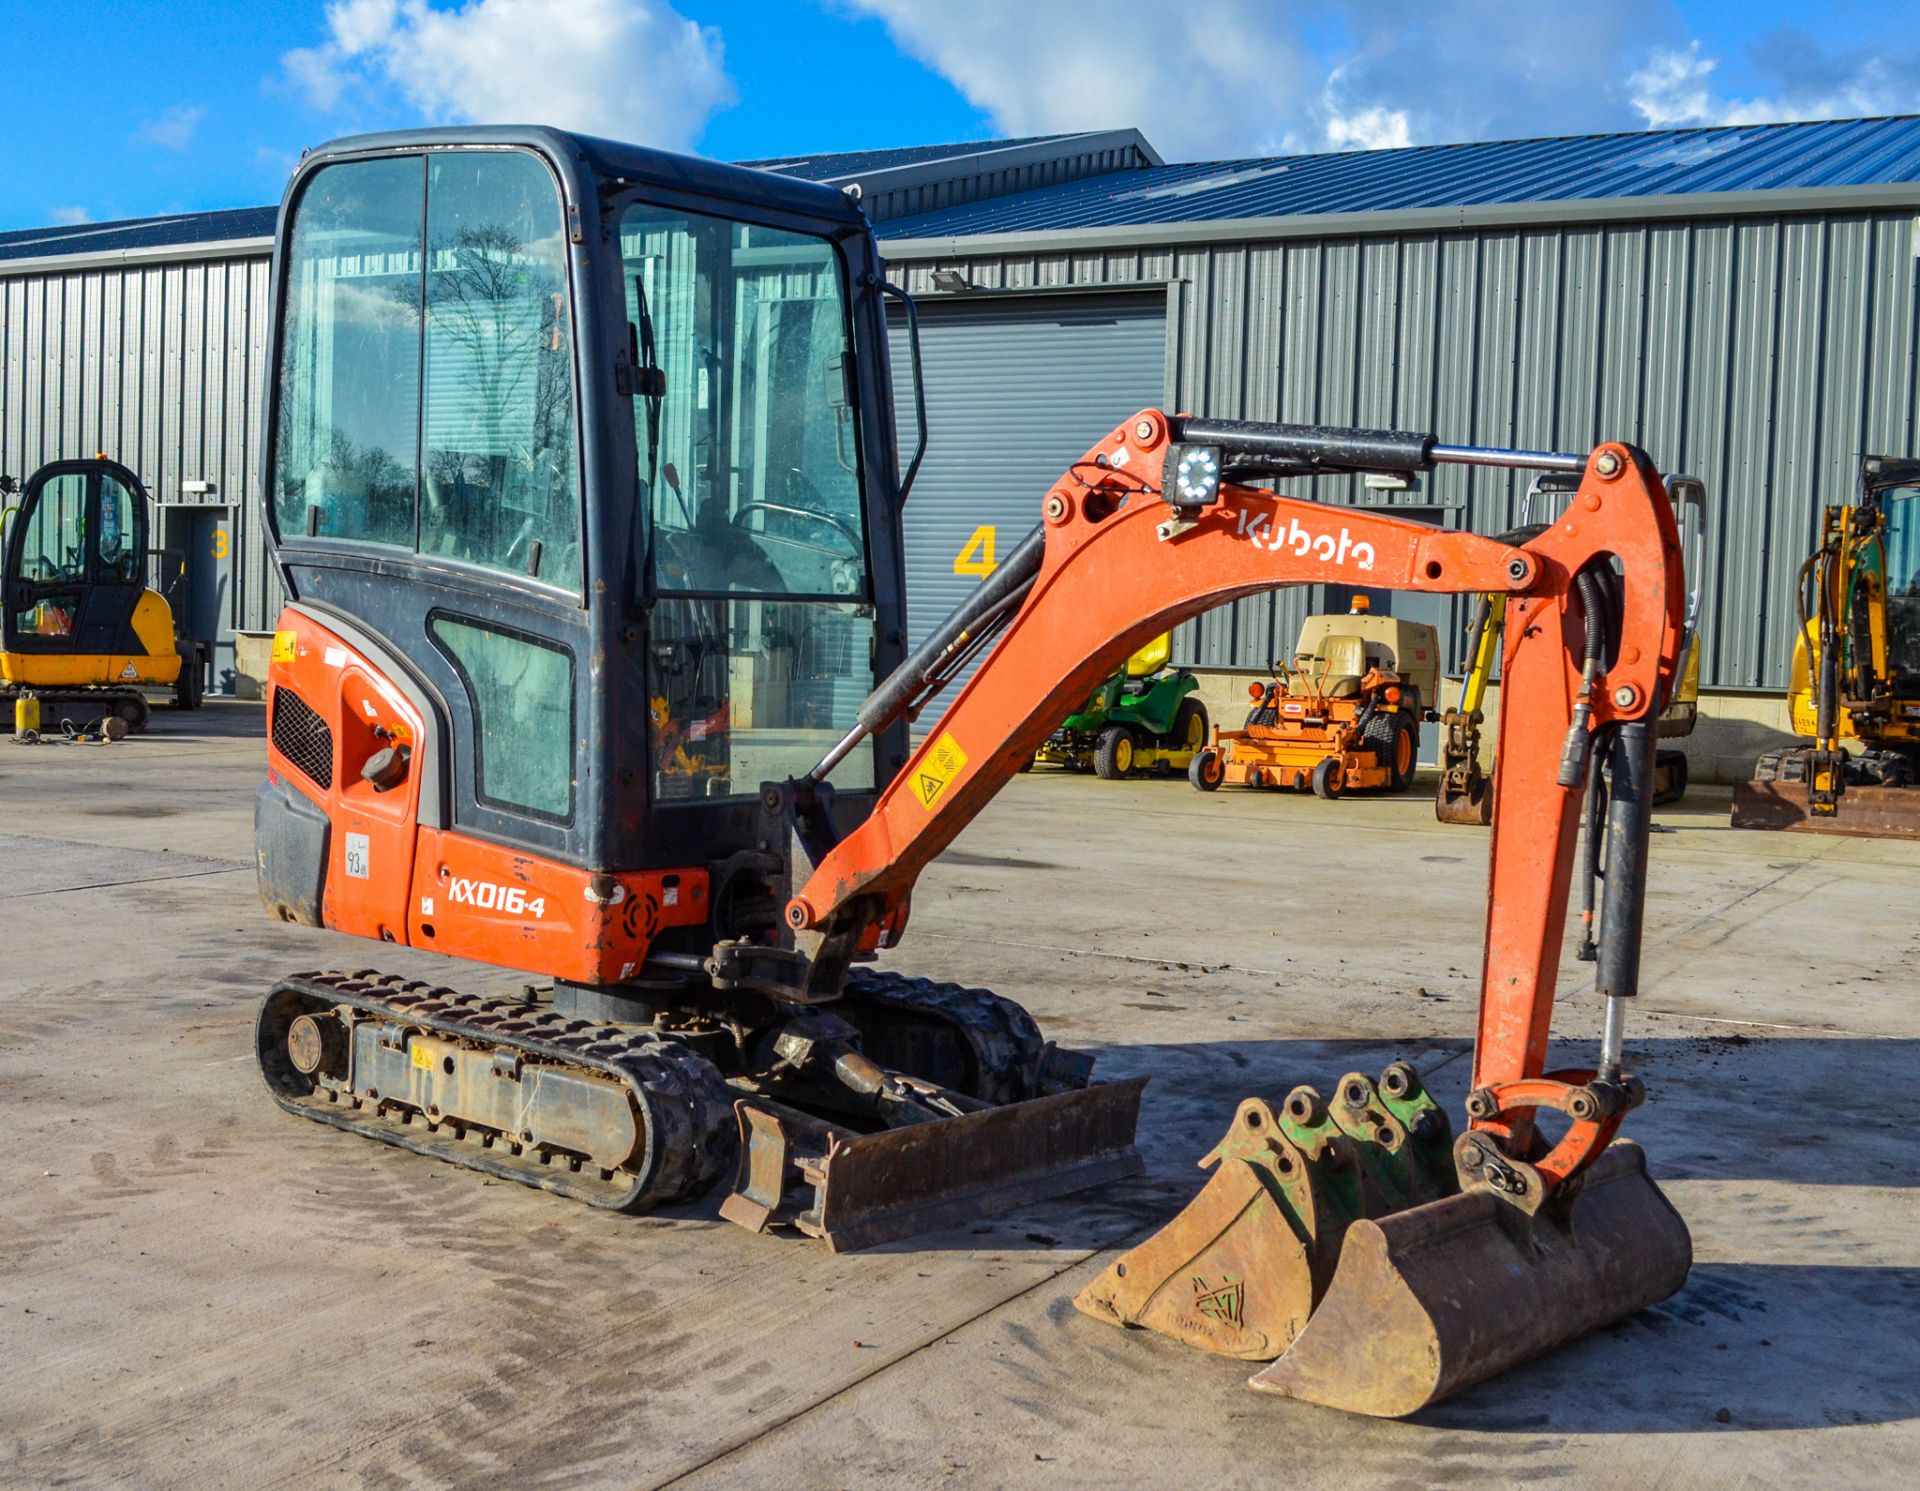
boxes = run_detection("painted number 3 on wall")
[212,529,230,559]
[954,524,997,577]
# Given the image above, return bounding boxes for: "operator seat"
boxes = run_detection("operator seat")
[1310,634,1368,699]
[1125,633,1172,678]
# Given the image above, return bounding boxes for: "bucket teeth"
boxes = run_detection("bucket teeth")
[1073,1067,1454,1361]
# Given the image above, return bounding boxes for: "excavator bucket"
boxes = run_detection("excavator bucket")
[1730,779,1920,839]
[1074,1065,1455,1360]
[1435,774,1493,826]
[722,1078,1147,1253]
[1249,1139,1691,1416]
[1434,711,1493,826]
[1076,1066,1692,1418]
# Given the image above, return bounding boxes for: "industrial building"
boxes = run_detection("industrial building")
[6,115,1920,761]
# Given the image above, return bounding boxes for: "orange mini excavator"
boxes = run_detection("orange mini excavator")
[253,127,1691,1418]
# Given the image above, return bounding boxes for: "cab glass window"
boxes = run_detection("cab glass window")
[1881,490,1920,679]
[419,153,581,587]
[272,155,423,549]
[9,473,88,639]
[429,615,576,821]
[648,598,876,800]
[15,473,87,583]
[619,204,868,600]
[96,472,142,581]
[271,150,582,591]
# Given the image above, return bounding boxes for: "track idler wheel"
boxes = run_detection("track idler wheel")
[1073,1065,1454,1360]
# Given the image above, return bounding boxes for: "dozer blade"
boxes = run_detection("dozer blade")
[1248,1139,1691,1417]
[1074,1066,1454,1361]
[723,1077,1147,1253]
[1731,779,1920,839]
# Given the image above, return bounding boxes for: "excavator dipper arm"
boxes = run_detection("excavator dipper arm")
[790,410,1685,1197]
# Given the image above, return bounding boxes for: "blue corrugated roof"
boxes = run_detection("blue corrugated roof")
[737,134,1069,180]
[879,115,1920,238]
[0,206,278,263]
[0,134,1074,259]
[15,117,1920,262]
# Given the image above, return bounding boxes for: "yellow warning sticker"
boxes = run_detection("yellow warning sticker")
[913,732,969,810]
[410,1041,435,1071]
[272,629,297,664]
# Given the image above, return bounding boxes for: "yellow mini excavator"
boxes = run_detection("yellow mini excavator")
[2,457,201,734]
[1732,455,1920,837]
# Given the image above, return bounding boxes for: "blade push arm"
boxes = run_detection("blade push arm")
[791,410,1684,1192]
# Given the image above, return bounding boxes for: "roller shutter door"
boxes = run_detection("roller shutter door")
[888,293,1166,717]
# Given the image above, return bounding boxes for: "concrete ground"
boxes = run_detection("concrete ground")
[3,701,1916,1490]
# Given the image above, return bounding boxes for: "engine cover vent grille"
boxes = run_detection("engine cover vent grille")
[271,686,334,791]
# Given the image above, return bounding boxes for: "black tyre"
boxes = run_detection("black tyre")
[174,647,204,710]
[1362,708,1418,792]
[115,693,152,734]
[1168,697,1210,757]
[1094,725,1136,780]
[1188,746,1225,791]
[1389,717,1419,791]
[1310,756,1343,799]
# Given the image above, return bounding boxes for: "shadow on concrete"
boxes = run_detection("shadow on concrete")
[1411,1260,1920,1433]
[132,698,265,744]
[852,1031,1920,1429]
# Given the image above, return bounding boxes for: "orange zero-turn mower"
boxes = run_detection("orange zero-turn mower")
[252,128,1690,1422]
[1189,603,1429,798]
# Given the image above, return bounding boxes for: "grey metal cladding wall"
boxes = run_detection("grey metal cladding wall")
[0,254,282,633]
[887,208,1920,691]
[887,292,1167,717]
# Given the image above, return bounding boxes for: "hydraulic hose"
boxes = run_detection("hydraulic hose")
[809,524,1047,782]
[1557,565,1617,788]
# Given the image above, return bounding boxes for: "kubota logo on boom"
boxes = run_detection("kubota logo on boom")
[1237,508,1376,571]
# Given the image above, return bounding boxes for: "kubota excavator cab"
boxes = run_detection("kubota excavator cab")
[253,127,1139,1241]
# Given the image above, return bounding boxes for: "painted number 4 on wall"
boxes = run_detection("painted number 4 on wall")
[953,525,997,577]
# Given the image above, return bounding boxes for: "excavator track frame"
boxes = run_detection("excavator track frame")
[258,970,738,1210]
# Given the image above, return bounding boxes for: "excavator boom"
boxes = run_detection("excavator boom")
[792,412,1681,1115]
[761,410,1691,1414]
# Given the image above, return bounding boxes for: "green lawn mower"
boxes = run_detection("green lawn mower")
[1030,633,1210,779]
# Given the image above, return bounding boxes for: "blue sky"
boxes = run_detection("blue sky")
[4,0,1918,232]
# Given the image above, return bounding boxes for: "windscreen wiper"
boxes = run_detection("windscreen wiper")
[630,272,688,528]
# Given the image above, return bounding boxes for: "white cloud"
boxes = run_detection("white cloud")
[841,0,1920,159]
[283,0,733,150]
[1630,36,1920,129]
[50,206,92,226]
[1325,106,1413,153]
[137,104,207,150]
[840,0,1321,160]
